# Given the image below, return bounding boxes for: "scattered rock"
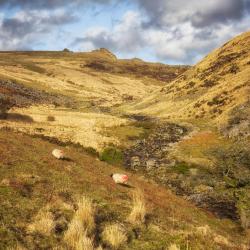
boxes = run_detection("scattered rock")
[146,159,157,171]
[194,184,213,194]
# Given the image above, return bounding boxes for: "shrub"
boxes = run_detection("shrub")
[229,64,240,74]
[128,189,146,225]
[101,224,127,249]
[201,79,217,88]
[47,115,56,122]
[100,147,123,165]
[84,147,99,157]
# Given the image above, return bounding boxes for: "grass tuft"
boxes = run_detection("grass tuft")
[101,223,127,249]
[167,244,180,250]
[64,196,95,249]
[27,209,55,236]
[128,189,146,225]
[75,196,95,234]
[76,231,94,250]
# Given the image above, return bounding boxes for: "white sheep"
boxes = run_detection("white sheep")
[52,149,64,160]
[110,173,129,184]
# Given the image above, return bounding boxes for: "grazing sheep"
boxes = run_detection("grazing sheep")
[52,149,64,160]
[110,173,128,184]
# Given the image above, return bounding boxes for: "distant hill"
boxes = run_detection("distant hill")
[129,31,250,137]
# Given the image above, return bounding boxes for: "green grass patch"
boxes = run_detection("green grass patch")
[173,162,190,175]
[99,147,123,165]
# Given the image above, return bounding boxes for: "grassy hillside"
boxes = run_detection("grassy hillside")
[127,31,250,130]
[0,129,248,249]
[0,32,249,249]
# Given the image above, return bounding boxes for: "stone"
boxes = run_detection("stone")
[146,159,157,170]
[130,156,141,170]
[194,184,214,194]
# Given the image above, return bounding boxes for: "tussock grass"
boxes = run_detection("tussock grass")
[64,219,84,248]
[128,189,146,225]
[95,246,103,250]
[75,196,95,234]
[27,209,54,236]
[101,223,127,249]
[64,196,95,249]
[76,231,94,250]
[195,225,211,236]
[167,244,180,250]
[7,245,27,250]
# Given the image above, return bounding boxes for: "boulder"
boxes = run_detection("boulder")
[130,156,140,170]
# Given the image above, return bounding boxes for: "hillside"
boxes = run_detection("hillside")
[0,129,248,249]
[0,49,188,150]
[121,31,250,231]
[127,31,250,135]
[0,31,249,249]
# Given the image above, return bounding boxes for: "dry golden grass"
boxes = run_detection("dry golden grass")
[64,196,95,249]
[75,196,95,234]
[128,189,146,225]
[126,31,250,125]
[95,246,103,250]
[1,105,127,150]
[76,231,94,250]
[195,225,211,236]
[27,209,54,236]
[64,219,84,248]
[167,244,180,250]
[101,223,127,249]
[7,245,27,250]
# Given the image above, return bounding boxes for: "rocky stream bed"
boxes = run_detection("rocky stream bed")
[124,117,240,221]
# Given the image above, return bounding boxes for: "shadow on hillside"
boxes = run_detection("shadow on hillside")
[118,183,134,188]
[61,157,74,162]
[4,113,34,123]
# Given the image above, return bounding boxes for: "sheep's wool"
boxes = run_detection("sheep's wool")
[112,174,128,184]
[52,149,64,159]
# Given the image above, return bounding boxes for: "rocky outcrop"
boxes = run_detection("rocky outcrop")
[124,122,188,171]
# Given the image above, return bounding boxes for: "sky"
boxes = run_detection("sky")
[0,0,249,65]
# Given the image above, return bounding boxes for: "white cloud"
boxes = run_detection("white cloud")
[73,0,250,64]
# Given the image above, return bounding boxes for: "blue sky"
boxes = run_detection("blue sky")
[0,0,249,65]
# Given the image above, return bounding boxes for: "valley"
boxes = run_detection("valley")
[0,31,249,249]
